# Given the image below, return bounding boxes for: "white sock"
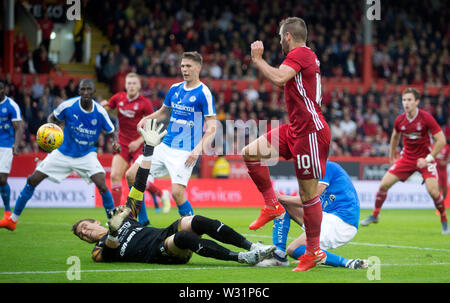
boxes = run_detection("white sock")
[274,249,286,259]
[10,213,19,222]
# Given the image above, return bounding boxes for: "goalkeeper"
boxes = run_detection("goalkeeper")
[72,119,275,265]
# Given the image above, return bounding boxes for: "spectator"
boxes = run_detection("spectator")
[31,76,44,101]
[38,12,54,52]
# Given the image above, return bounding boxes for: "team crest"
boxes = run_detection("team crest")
[119,102,124,106]
[401,126,406,131]
[189,96,196,102]
[416,123,422,131]
[2,108,6,113]
[134,104,139,110]
[91,119,97,125]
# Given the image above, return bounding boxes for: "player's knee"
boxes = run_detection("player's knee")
[27,173,43,187]
[172,188,185,203]
[173,230,197,249]
[125,169,136,186]
[0,175,7,186]
[95,182,109,194]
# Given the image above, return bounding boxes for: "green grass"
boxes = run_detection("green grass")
[0,208,449,283]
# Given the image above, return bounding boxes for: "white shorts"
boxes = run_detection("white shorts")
[135,143,193,186]
[0,147,13,174]
[319,212,358,250]
[36,149,105,184]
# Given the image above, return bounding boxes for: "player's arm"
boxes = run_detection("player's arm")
[185,115,217,167]
[91,207,129,262]
[47,112,64,127]
[104,130,121,153]
[137,105,172,131]
[250,41,297,87]
[388,128,401,165]
[12,120,23,156]
[127,119,167,219]
[417,130,446,169]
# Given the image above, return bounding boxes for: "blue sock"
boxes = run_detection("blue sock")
[291,245,349,267]
[0,184,11,212]
[178,200,194,216]
[272,211,290,253]
[151,193,161,213]
[100,190,114,218]
[138,194,149,224]
[13,182,36,216]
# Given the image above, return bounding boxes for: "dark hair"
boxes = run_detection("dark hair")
[279,17,308,42]
[72,218,96,238]
[402,87,420,100]
[182,51,203,65]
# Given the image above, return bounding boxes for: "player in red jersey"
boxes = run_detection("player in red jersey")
[102,73,169,225]
[436,141,450,199]
[242,17,330,271]
[360,88,448,234]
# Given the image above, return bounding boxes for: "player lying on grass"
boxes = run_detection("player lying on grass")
[72,119,275,265]
[256,161,368,270]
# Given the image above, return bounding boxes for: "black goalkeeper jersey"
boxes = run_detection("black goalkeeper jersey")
[93,218,189,264]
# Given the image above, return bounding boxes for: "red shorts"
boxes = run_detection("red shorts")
[388,157,438,182]
[437,166,448,189]
[115,142,143,164]
[265,124,330,180]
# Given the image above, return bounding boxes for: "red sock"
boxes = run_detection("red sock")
[147,182,162,197]
[373,189,388,218]
[433,193,447,222]
[111,184,122,207]
[302,196,322,255]
[245,160,278,208]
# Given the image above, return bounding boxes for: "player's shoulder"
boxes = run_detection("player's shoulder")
[169,81,185,91]
[289,46,316,57]
[93,100,110,116]
[199,82,213,98]
[57,96,80,110]
[2,97,20,110]
[418,109,436,121]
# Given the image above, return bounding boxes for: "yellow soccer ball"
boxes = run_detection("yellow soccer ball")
[36,123,64,152]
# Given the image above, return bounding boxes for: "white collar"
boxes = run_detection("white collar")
[406,108,419,123]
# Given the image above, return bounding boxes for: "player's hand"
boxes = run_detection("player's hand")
[138,118,167,147]
[112,141,121,153]
[185,150,200,168]
[251,40,264,61]
[12,144,19,156]
[417,158,427,169]
[107,206,131,233]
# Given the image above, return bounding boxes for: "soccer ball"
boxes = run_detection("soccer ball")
[36,123,64,152]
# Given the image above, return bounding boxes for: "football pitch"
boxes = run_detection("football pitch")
[0,207,449,284]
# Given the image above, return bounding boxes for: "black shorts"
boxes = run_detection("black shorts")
[146,219,192,264]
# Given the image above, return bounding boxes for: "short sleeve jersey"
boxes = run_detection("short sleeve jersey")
[281,46,328,138]
[108,92,154,145]
[394,109,442,160]
[0,96,22,148]
[53,97,115,157]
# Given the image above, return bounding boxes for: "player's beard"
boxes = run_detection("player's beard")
[281,37,289,56]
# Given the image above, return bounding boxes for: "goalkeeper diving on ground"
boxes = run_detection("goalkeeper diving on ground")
[72,118,275,265]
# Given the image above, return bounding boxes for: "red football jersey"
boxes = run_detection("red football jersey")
[108,92,154,145]
[394,109,442,160]
[281,46,328,138]
[436,144,450,168]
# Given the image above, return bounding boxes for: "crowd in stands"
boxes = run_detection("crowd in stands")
[3,0,449,157]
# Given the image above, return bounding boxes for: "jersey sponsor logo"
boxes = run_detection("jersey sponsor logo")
[171,102,195,112]
[403,132,422,140]
[119,108,136,118]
